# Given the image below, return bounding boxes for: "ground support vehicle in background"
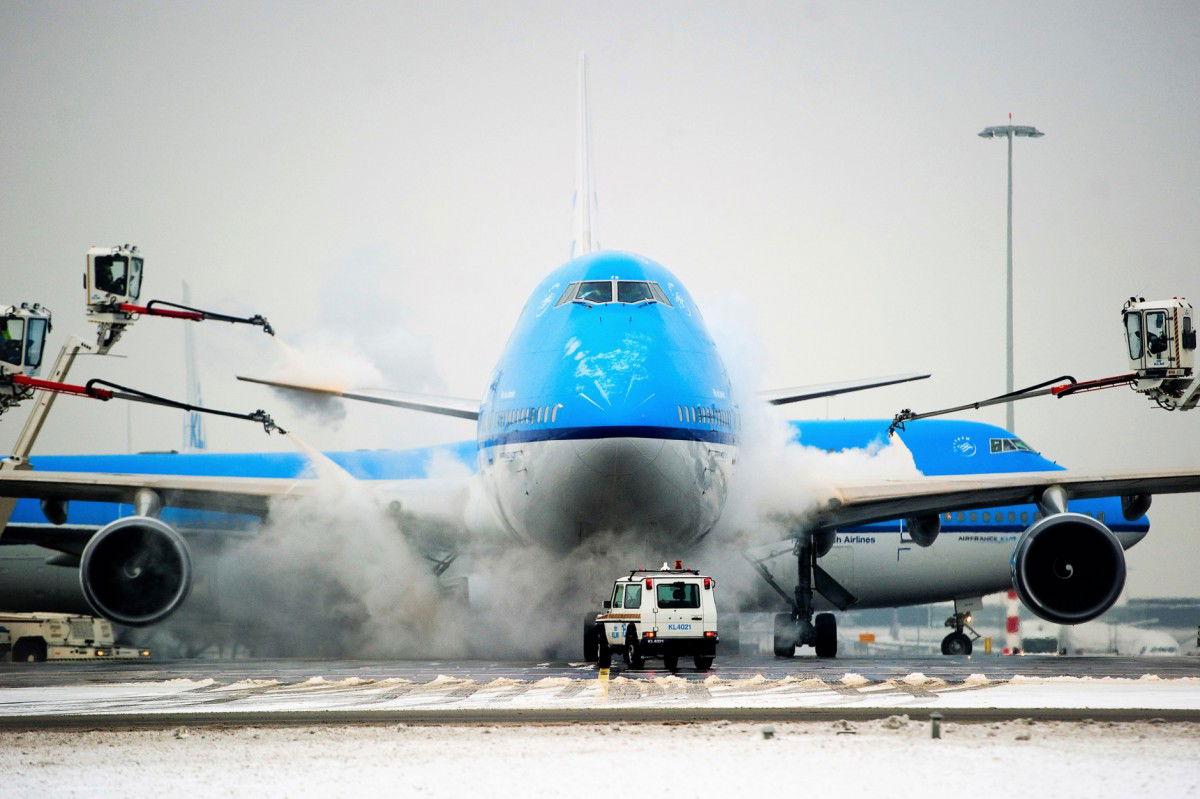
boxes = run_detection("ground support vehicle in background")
[588,562,719,672]
[0,612,151,662]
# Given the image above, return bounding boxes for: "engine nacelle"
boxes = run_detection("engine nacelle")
[1011,512,1126,625]
[79,516,192,627]
[905,514,941,547]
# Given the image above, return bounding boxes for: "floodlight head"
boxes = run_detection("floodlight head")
[978,124,1045,139]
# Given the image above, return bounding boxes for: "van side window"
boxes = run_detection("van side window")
[624,584,642,609]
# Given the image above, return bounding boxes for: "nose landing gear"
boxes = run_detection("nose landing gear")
[941,604,982,655]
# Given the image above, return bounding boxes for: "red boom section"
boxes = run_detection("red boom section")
[11,374,113,400]
[117,303,205,321]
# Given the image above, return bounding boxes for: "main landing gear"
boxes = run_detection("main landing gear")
[941,601,983,655]
[747,534,857,659]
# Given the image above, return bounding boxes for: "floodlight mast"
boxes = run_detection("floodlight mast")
[978,117,1044,433]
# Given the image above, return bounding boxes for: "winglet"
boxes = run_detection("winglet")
[571,52,599,258]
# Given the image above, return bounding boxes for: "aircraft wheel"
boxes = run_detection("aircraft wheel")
[772,613,796,658]
[941,631,972,656]
[814,612,838,658]
[693,655,714,672]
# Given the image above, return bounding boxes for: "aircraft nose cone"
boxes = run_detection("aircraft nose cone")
[574,436,664,476]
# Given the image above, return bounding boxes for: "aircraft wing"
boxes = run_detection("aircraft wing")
[805,468,1200,531]
[0,470,304,516]
[237,375,481,420]
[0,469,477,553]
[760,372,930,406]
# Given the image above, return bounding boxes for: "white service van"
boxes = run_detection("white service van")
[588,562,719,671]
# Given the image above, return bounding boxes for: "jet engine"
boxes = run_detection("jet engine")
[905,514,941,547]
[1010,512,1126,625]
[79,515,192,627]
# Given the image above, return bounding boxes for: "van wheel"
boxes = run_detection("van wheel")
[12,638,47,663]
[583,617,599,662]
[664,654,679,672]
[598,638,612,668]
[624,627,644,670]
[693,655,714,671]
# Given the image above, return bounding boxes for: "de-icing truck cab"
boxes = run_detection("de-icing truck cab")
[590,562,719,672]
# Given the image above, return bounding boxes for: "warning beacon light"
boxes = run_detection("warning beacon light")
[0,303,52,378]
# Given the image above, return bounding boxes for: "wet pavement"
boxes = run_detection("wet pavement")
[1,652,1198,688]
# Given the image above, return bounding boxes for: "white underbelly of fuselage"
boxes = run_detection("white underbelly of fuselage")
[479,436,735,549]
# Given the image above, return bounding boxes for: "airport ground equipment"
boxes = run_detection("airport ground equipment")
[890,297,1198,433]
[85,244,273,353]
[0,303,52,412]
[0,611,151,663]
[1122,297,1198,410]
[591,562,719,672]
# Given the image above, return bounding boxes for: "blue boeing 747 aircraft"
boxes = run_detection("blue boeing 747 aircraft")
[1,58,1198,659]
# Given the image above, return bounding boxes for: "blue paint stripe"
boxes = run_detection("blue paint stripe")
[479,425,736,448]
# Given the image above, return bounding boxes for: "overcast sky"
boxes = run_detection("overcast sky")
[2,1,1198,596]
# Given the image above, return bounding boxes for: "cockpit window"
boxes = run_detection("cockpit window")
[560,279,672,307]
[556,283,579,306]
[990,437,1036,454]
[1125,312,1143,360]
[128,258,143,301]
[649,283,672,306]
[94,255,129,296]
[618,281,654,303]
[1145,311,1168,355]
[576,281,613,304]
[24,318,47,369]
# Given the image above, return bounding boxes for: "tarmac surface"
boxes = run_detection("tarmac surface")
[1,653,1198,728]
[1,652,1198,686]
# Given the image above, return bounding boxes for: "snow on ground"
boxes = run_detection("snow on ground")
[2,672,1199,715]
[3,719,1198,798]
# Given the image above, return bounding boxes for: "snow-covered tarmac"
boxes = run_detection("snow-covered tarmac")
[4,718,1198,797]
[4,663,1200,796]
[2,670,1199,721]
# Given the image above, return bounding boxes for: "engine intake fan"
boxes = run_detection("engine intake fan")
[1010,512,1126,625]
[79,515,192,627]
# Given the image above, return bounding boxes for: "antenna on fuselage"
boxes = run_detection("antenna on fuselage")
[571,51,599,258]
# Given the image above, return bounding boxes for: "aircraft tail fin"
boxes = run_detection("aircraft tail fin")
[180,281,207,452]
[571,52,599,258]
